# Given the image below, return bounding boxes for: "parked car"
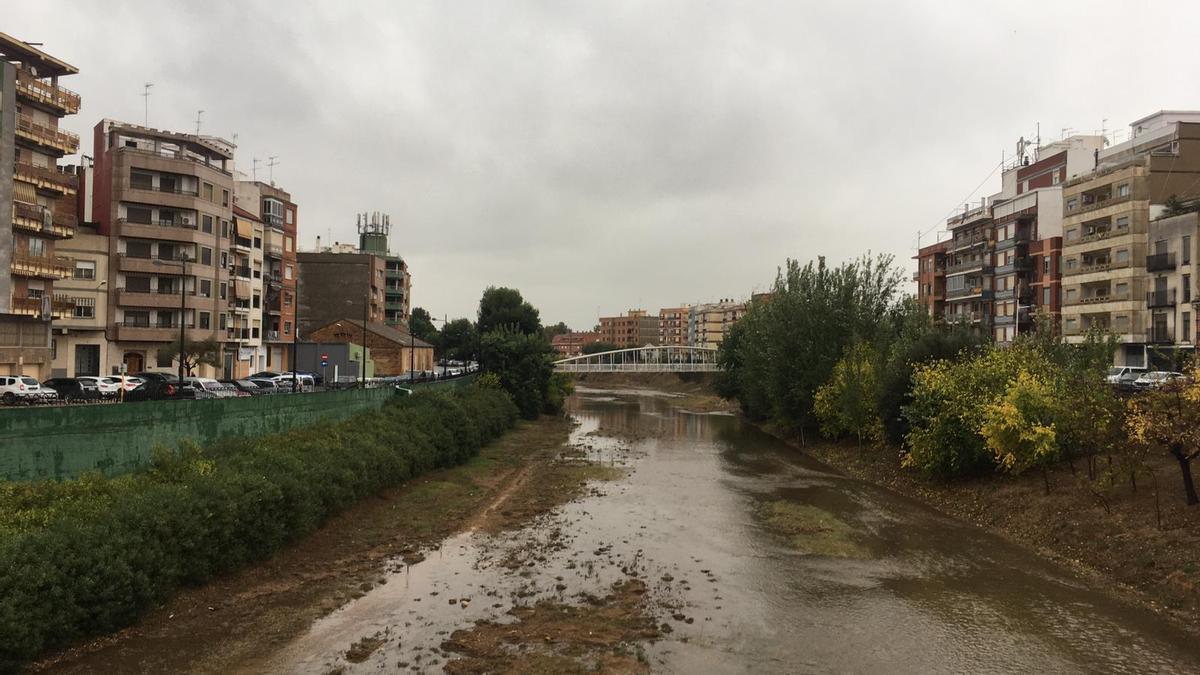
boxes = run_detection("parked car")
[133,372,182,384]
[74,376,122,398]
[1132,371,1186,390]
[1106,366,1146,390]
[221,379,264,396]
[107,376,146,393]
[125,378,194,402]
[0,376,45,405]
[249,370,285,381]
[42,377,101,403]
[249,378,281,393]
[183,377,237,399]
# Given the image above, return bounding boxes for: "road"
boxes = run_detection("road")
[264,384,1200,673]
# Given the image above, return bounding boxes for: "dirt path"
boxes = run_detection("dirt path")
[29,417,576,675]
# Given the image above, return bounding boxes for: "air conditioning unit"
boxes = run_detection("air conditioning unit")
[180,216,193,226]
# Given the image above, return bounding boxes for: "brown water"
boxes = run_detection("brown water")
[266,386,1200,673]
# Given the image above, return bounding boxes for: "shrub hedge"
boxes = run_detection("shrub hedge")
[0,386,519,671]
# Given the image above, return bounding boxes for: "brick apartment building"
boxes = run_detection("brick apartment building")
[599,309,660,348]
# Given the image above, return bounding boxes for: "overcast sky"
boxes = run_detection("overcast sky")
[12,1,1200,328]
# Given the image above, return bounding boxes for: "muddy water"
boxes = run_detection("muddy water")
[265,386,1200,674]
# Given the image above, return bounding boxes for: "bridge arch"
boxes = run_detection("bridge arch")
[553,345,720,373]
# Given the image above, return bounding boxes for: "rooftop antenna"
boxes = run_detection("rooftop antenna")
[141,83,154,126]
[1102,118,1110,146]
[1035,122,1041,160]
[252,157,260,181]
[267,156,279,185]
[194,109,204,135]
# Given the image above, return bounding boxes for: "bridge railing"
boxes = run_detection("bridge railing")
[553,344,720,373]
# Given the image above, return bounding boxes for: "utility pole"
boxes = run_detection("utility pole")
[177,254,189,382]
[292,273,300,392]
[195,109,204,135]
[361,296,369,387]
[141,83,153,126]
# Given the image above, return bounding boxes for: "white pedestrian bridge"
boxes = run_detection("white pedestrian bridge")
[553,345,720,373]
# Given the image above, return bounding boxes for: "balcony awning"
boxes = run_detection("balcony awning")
[234,279,252,299]
[235,217,253,239]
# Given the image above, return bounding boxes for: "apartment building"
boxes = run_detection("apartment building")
[1144,212,1198,357]
[658,305,691,346]
[0,34,80,378]
[296,251,385,336]
[688,299,746,348]
[235,180,298,371]
[1061,111,1200,366]
[599,309,660,348]
[229,206,265,376]
[356,213,411,326]
[49,225,110,376]
[914,240,947,320]
[92,119,236,377]
[943,202,994,331]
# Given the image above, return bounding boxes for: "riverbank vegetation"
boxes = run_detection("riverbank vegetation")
[0,386,519,672]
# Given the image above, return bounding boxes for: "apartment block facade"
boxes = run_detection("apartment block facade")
[1061,112,1200,366]
[0,34,81,377]
[92,119,236,377]
[356,213,411,327]
[552,331,600,357]
[1144,212,1198,352]
[914,240,947,319]
[658,305,691,346]
[235,180,298,371]
[296,251,386,336]
[688,299,746,348]
[599,309,661,348]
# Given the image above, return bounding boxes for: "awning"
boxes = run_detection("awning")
[13,181,37,204]
[235,217,253,239]
[234,279,252,298]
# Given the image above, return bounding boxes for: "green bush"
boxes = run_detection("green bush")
[0,386,519,671]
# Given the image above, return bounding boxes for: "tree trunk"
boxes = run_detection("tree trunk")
[1041,466,1050,495]
[1173,449,1199,506]
[1151,469,1163,530]
[1087,455,1096,481]
[1064,446,1077,476]
[1129,470,1137,493]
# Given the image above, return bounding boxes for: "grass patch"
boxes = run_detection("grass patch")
[755,500,866,558]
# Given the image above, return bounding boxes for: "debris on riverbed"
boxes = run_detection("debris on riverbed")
[440,580,659,674]
[755,500,866,558]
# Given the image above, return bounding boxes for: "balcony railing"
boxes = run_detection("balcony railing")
[946,287,993,300]
[14,114,79,154]
[951,234,989,251]
[116,145,232,177]
[14,68,81,114]
[265,243,283,256]
[126,179,200,197]
[11,252,73,279]
[1146,252,1177,272]
[994,231,1031,251]
[1071,191,1132,217]
[1073,225,1131,246]
[1149,326,1174,344]
[12,201,77,238]
[945,259,991,275]
[944,310,990,323]
[995,258,1033,275]
[13,161,79,194]
[1147,289,1177,308]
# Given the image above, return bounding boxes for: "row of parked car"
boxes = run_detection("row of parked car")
[1105,367,1188,391]
[0,370,322,405]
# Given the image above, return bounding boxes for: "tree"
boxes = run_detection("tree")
[478,327,556,419]
[1126,379,1200,505]
[876,325,984,445]
[439,318,479,363]
[155,338,222,377]
[581,341,620,355]
[1164,194,1190,218]
[543,322,570,340]
[409,307,439,345]
[477,287,541,335]
[980,370,1061,493]
[814,342,883,446]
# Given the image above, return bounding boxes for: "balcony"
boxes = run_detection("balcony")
[12,201,76,239]
[265,243,284,257]
[126,179,201,198]
[11,252,72,279]
[1148,326,1174,344]
[116,288,203,309]
[1147,289,1177,308]
[14,67,81,114]
[951,233,989,252]
[116,145,232,178]
[1074,225,1131,246]
[116,254,188,276]
[994,230,1032,252]
[267,330,282,341]
[995,258,1033,275]
[1072,191,1132,217]
[945,259,991,275]
[115,217,210,244]
[993,309,1029,326]
[1146,252,1177,272]
[114,322,213,343]
[14,113,79,155]
[944,310,990,324]
[9,295,75,318]
[946,286,993,300]
[14,161,78,195]
[231,265,252,279]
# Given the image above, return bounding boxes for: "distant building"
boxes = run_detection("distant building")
[307,318,433,375]
[355,212,411,326]
[914,240,948,320]
[688,299,746,348]
[296,251,386,336]
[552,331,600,357]
[0,32,81,378]
[599,309,660,347]
[658,305,691,346]
[235,180,298,373]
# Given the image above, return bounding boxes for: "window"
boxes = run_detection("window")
[1066,258,1078,271]
[219,313,228,330]
[1116,216,1129,229]
[1115,249,1130,263]
[221,189,230,207]
[126,205,152,224]
[283,292,293,307]
[1115,282,1129,297]
[1114,315,1129,332]
[1186,275,1192,303]
[286,209,294,225]
[252,293,261,309]
[220,252,228,269]
[1117,183,1130,197]
[285,265,294,280]
[253,236,262,249]
[1066,227,1078,241]
[203,182,214,201]
[200,247,213,266]
[1185,236,1192,265]
[1065,288,1078,302]
[1043,256,1051,274]
[126,276,151,292]
[74,260,96,280]
[1043,287,1051,305]
[1052,172,1061,185]
[126,241,152,258]
[283,320,292,335]
[1067,197,1078,211]
[199,312,211,330]
[284,236,294,252]
[1186,313,1193,342]
[200,279,212,297]
[220,219,230,238]
[219,282,228,300]
[73,303,94,319]
[202,214,214,234]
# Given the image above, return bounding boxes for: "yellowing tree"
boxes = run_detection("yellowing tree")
[980,370,1061,493]
[1126,378,1200,505]
[814,342,882,446]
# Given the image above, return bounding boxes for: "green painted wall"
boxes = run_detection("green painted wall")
[0,388,395,482]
